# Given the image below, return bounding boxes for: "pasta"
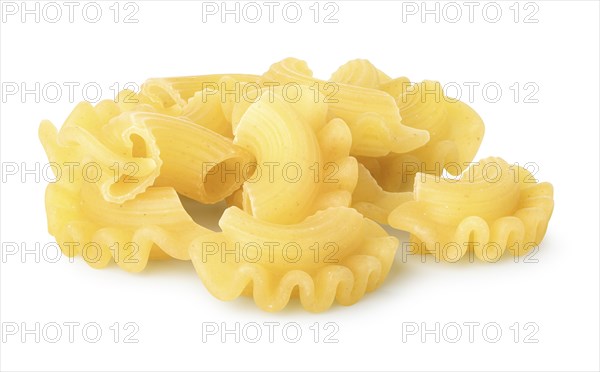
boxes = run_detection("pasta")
[263,58,430,157]
[40,103,254,204]
[233,85,357,224]
[45,181,210,272]
[38,58,555,312]
[124,112,256,204]
[190,206,398,312]
[39,97,164,203]
[388,158,554,262]
[364,80,485,192]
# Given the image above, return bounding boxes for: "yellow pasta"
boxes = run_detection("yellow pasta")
[190,206,398,312]
[39,99,164,203]
[388,158,554,262]
[370,80,485,192]
[40,104,254,204]
[45,181,210,272]
[233,86,357,224]
[263,58,429,157]
[121,112,256,204]
[38,58,555,312]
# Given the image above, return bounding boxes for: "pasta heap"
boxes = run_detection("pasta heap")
[39,58,554,312]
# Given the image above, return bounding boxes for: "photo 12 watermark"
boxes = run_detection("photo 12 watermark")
[1,322,140,343]
[201,321,340,343]
[1,1,141,23]
[1,81,140,104]
[401,321,540,343]
[401,81,541,104]
[1,241,142,265]
[400,241,541,264]
[199,240,340,265]
[200,1,340,23]
[399,1,540,24]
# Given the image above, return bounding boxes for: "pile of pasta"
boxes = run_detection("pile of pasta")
[39,58,554,312]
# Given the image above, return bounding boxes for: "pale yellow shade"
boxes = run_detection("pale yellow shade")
[190,206,398,312]
[388,157,554,262]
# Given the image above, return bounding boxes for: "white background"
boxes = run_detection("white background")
[1,1,599,371]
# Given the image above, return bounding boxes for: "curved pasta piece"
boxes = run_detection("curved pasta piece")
[141,74,260,116]
[189,206,398,312]
[388,158,554,262]
[234,87,357,224]
[352,164,412,224]
[262,58,429,157]
[330,59,391,89]
[45,181,211,272]
[39,99,163,203]
[40,105,254,204]
[230,83,330,133]
[373,81,485,192]
[399,81,484,174]
[119,112,255,204]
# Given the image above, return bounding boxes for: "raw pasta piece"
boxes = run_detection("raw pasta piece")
[388,158,554,262]
[141,74,260,115]
[40,103,254,204]
[352,164,412,224]
[190,206,398,312]
[39,99,163,203]
[233,85,358,213]
[262,57,429,157]
[230,83,329,133]
[234,86,357,224]
[330,59,391,89]
[373,80,485,192]
[118,112,255,204]
[234,89,318,223]
[45,181,211,272]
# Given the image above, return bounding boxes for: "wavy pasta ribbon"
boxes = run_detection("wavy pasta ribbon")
[45,181,210,272]
[388,157,554,262]
[190,206,398,312]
